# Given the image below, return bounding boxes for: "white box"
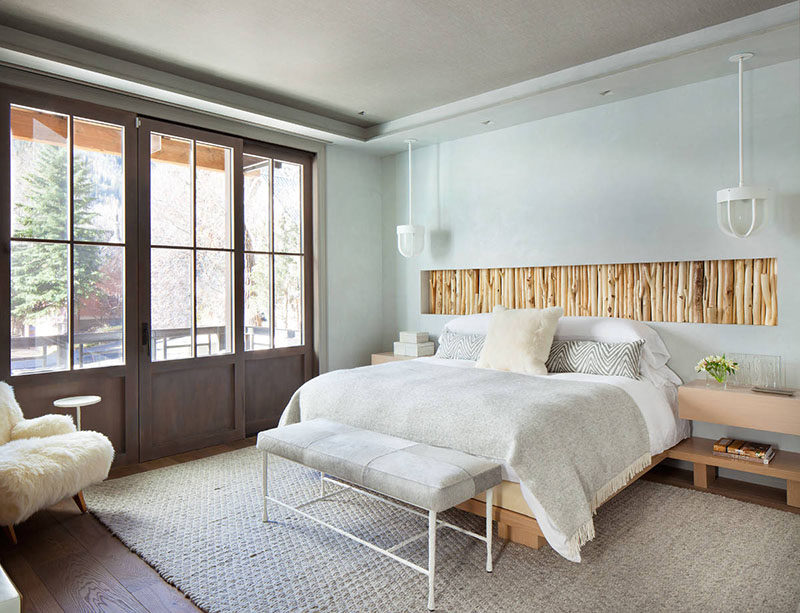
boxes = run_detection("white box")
[399,331,429,343]
[393,341,435,357]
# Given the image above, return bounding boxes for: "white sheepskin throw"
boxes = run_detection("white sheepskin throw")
[11,414,76,439]
[0,383,24,445]
[0,430,114,525]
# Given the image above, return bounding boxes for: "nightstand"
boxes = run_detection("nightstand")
[371,352,415,365]
[667,379,800,507]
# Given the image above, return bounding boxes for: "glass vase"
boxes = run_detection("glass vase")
[705,373,727,390]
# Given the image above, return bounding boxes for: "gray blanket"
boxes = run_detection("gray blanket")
[279,361,650,559]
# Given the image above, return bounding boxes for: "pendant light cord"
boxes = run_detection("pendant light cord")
[407,140,413,225]
[738,56,744,187]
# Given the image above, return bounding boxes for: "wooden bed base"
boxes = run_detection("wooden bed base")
[456,451,668,550]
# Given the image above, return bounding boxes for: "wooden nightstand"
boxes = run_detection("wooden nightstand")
[667,380,800,507]
[371,352,415,365]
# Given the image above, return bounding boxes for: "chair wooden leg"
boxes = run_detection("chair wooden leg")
[3,525,17,545]
[73,491,88,513]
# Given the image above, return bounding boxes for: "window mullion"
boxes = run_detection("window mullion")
[270,160,276,350]
[191,139,197,359]
[68,114,74,371]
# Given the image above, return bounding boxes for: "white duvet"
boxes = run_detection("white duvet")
[414,356,689,561]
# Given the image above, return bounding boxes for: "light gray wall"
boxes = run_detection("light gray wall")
[381,60,800,483]
[325,145,385,370]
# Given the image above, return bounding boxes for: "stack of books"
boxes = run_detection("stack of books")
[393,331,434,357]
[712,438,776,464]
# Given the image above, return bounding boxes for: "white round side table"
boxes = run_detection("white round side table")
[53,395,101,431]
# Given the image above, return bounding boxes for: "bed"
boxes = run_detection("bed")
[279,315,689,562]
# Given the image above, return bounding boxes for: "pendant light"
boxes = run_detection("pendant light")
[397,139,425,257]
[716,53,773,238]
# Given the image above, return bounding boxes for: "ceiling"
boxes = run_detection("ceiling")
[0,0,790,127]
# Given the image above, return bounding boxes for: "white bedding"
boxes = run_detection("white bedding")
[414,355,689,561]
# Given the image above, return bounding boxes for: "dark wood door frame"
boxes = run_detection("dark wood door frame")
[0,85,139,465]
[137,118,245,461]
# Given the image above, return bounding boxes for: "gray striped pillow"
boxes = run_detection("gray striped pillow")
[546,339,644,379]
[436,330,485,361]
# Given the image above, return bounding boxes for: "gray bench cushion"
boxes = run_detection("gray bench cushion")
[256,419,502,512]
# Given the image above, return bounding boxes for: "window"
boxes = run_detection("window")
[9,105,125,374]
[243,152,304,350]
[149,133,234,360]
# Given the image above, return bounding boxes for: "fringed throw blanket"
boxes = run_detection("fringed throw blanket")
[279,361,650,560]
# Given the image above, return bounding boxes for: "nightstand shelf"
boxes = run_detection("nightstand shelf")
[672,379,800,508]
[667,437,800,506]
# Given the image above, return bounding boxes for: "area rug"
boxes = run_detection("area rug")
[86,447,800,612]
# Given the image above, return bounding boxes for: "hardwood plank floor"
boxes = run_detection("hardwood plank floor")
[0,437,256,613]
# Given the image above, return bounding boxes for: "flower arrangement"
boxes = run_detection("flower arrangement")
[696,354,738,384]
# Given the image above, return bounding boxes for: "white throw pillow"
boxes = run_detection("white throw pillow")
[476,306,563,376]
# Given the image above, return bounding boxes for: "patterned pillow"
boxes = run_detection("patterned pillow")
[545,339,644,379]
[436,330,485,361]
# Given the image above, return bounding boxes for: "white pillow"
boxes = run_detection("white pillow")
[553,316,670,369]
[476,306,563,376]
[443,312,492,336]
[444,314,671,369]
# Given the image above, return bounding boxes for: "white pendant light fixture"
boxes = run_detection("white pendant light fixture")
[716,52,773,238]
[397,138,425,257]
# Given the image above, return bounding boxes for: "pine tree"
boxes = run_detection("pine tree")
[11,143,105,333]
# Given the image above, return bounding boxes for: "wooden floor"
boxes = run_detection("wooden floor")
[2,439,796,613]
[0,438,255,613]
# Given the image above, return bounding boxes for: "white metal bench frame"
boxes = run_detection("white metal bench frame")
[260,451,494,611]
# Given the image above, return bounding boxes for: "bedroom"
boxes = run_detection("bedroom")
[0,1,798,611]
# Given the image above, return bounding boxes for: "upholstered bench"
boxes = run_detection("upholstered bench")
[256,418,502,611]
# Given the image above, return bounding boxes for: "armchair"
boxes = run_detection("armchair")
[0,382,114,543]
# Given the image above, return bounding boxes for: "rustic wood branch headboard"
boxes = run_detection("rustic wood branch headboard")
[425,258,777,325]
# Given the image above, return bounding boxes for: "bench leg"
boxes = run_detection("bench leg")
[262,452,269,523]
[485,487,493,573]
[428,509,436,611]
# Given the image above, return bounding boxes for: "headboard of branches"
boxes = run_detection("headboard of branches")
[426,258,777,325]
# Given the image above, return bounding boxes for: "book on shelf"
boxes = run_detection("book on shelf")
[712,437,776,464]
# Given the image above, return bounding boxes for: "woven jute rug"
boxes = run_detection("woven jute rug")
[86,447,800,612]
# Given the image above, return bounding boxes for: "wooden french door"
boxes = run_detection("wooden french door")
[3,88,316,465]
[241,140,315,435]
[137,119,245,461]
[0,86,139,464]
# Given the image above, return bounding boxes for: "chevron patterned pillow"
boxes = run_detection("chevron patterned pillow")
[436,330,486,361]
[545,339,644,379]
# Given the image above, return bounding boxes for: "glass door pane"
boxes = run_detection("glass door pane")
[150,133,193,247]
[196,250,232,356]
[9,105,127,374]
[243,151,305,351]
[151,248,193,360]
[274,254,302,347]
[148,131,234,361]
[273,160,302,253]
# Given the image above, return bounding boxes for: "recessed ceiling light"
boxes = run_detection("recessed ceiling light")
[599,89,613,96]
[481,119,494,126]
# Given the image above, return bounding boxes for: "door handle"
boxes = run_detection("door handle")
[142,323,150,357]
